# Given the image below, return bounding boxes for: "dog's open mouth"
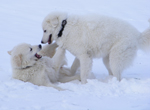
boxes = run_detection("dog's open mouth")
[48,34,52,44]
[35,53,42,59]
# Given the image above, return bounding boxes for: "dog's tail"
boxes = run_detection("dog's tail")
[139,19,150,52]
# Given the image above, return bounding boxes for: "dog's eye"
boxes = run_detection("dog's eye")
[44,30,46,33]
[30,48,32,51]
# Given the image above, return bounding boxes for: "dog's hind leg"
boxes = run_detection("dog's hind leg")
[103,55,113,76]
[109,44,137,81]
[71,57,80,75]
[79,54,92,84]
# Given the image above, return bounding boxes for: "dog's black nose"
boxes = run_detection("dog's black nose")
[39,44,42,49]
[41,41,44,44]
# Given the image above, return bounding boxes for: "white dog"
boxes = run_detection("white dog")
[41,12,150,84]
[8,43,79,90]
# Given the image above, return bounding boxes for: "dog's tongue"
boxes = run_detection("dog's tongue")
[48,38,51,44]
[35,53,42,59]
[48,34,52,44]
[48,41,50,44]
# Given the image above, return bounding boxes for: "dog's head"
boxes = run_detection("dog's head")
[8,43,42,69]
[41,12,67,44]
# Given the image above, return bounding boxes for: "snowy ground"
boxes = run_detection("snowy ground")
[0,0,150,110]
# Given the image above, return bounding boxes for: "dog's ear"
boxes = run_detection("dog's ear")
[46,16,58,27]
[46,19,50,24]
[51,17,59,27]
[13,54,22,68]
[7,51,12,55]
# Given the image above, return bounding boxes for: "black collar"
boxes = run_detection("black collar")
[58,19,67,37]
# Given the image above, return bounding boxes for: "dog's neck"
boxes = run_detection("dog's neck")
[58,19,67,37]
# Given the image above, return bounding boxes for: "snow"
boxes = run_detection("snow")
[0,0,150,110]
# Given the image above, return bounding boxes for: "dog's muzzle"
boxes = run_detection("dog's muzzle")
[41,34,52,44]
[35,53,42,59]
[39,44,42,49]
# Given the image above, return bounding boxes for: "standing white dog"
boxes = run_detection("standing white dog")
[41,12,150,84]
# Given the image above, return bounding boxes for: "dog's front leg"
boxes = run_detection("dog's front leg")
[52,47,66,73]
[79,54,92,84]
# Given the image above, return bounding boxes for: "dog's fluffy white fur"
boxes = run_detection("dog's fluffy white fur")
[8,43,79,90]
[41,12,150,83]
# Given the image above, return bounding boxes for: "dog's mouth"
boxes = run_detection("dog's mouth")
[35,53,42,59]
[48,34,52,44]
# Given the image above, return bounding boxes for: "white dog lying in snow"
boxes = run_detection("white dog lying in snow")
[8,43,79,90]
[41,12,150,84]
